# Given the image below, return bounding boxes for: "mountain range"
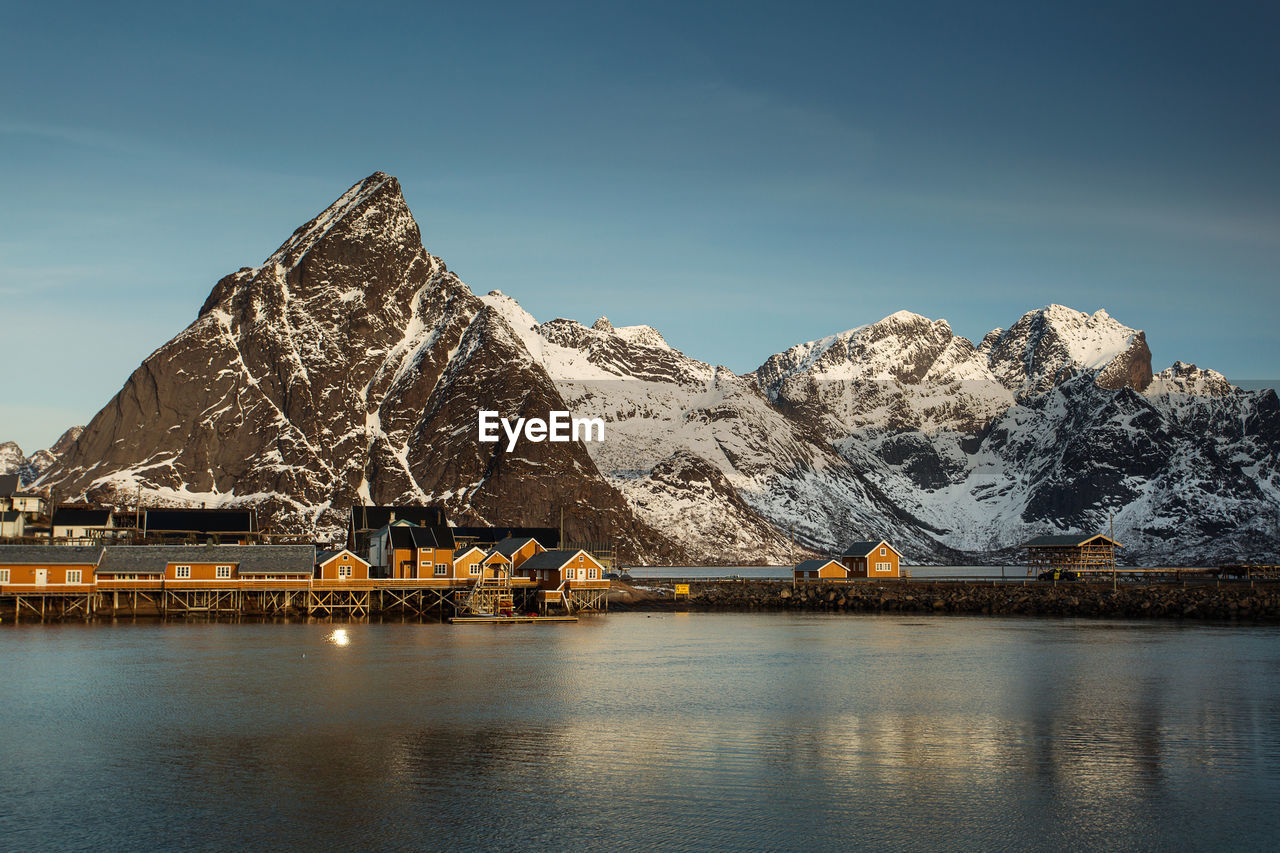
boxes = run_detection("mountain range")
[16,173,1279,565]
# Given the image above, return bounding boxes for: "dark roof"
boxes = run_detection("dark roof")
[355,507,455,549]
[492,536,540,557]
[410,525,453,549]
[350,505,449,533]
[0,474,19,497]
[52,507,113,527]
[97,545,314,574]
[1,510,22,522]
[143,508,256,533]
[520,549,589,571]
[1021,534,1123,549]
[317,548,369,567]
[0,545,103,565]
[452,526,559,549]
[840,540,895,557]
[796,558,843,573]
[387,526,415,549]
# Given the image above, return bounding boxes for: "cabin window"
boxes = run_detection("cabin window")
[588,568,597,580]
[577,555,584,563]
[567,568,576,580]
[434,563,447,576]
[174,565,191,579]
[338,565,352,579]
[875,562,891,572]
[216,565,232,579]
[469,564,480,576]
[880,547,886,556]
[66,569,82,584]
[0,569,9,583]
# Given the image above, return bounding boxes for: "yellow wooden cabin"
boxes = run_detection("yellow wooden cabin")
[0,545,100,590]
[491,536,546,569]
[840,540,902,578]
[518,549,608,589]
[316,548,371,581]
[95,545,315,584]
[794,558,849,582]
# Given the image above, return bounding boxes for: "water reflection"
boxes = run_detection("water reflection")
[1,616,1278,851]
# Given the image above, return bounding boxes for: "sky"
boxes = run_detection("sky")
[2,0,1277,452]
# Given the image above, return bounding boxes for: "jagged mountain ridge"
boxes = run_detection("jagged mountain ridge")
[33,172,1280,565]
[0,427,84,485]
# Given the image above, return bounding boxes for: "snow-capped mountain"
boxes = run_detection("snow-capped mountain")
[0,428,83,485]
[32,173,1280,565]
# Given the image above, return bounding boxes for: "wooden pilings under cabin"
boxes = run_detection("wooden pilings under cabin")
[0,579,610,623]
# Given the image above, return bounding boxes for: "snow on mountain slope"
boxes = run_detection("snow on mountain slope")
[0,442,25,478]
[0,427,84,484]
[28,172,1279,565]
[981,305,1152,394]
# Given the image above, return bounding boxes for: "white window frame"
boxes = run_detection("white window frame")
[338,565,352,579]
[216,565,232,579]
[67,569,83,584]
[0,569,9,583]
[588,568,597,580]
[567,568,577,580]
[880,547,887,556]
[174,565,191,579]
[469,563,481,576]
[434,563,448,577]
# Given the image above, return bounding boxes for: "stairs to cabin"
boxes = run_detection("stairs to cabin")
[459,569,515,616]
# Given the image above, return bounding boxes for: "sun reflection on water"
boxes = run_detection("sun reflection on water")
[327,629,351,646]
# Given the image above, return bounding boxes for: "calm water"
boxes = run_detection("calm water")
[2,614,1279,851]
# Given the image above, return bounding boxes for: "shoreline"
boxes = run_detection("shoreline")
[611,579,1280,623]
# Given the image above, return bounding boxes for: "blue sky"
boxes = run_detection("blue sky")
[2,0,1277,451]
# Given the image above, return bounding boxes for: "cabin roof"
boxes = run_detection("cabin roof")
[1021,534,1123,549]
[410,525,452,549]
[491,536,540,557]
[142,508,256,533]
[840,540,897,558]
[384,524,454,550]
[795,558,844,573]
[52,506,113,526]
[97,545,315,574]
[317,548,369,567]
[351,505,450,535]
[1,510,23,522]
[451,526,560,549]
[520,549,591,571]
[0,545,103,565]
[0,474,19,497]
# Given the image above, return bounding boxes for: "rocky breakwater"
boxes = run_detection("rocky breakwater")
[627,580,1280,622]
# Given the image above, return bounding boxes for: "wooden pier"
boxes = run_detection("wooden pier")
[0,576,608,623]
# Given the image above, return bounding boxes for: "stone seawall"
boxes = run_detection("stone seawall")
[618,580,1280,622]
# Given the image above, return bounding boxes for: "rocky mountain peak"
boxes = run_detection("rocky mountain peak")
[591,316,614,332]
[755,309,990,399]
[1148,361,1233,396]
[981,304,1151,394]
[48,426,84,457]
[0,441,24,477]
[0,428,85,483]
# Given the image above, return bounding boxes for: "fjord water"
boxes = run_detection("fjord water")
[2,614,1278,851]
